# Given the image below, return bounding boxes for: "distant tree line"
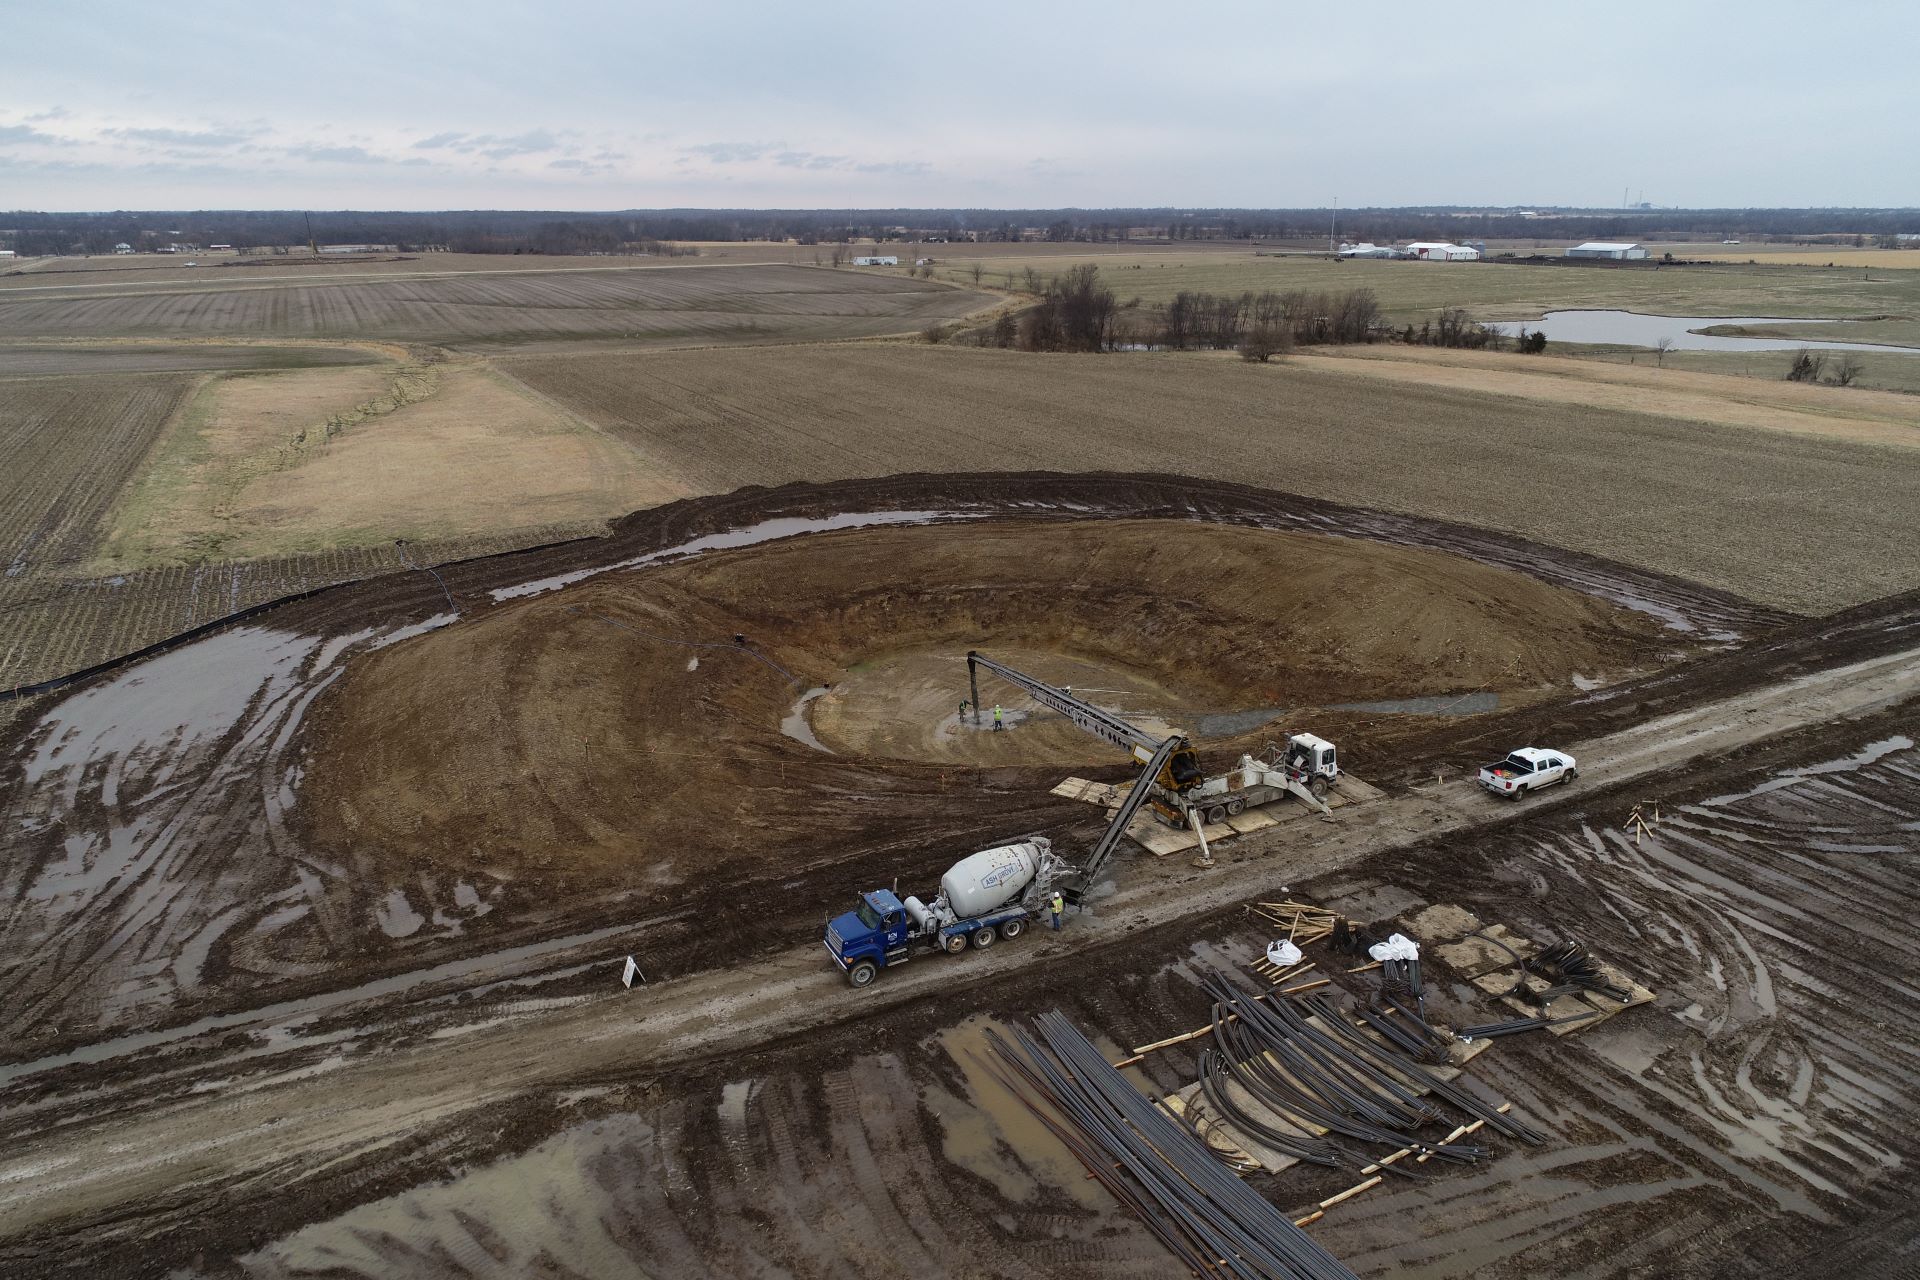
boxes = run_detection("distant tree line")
[5,206,1918,258]
[1157,288,1382,350]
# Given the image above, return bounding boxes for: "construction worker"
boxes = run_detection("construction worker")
[1048,890,1066,930]
[992,704,1004,731]
[959,697,970,720]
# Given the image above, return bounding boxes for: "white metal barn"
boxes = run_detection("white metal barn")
[1404,241,1481,261]
[1566,242,1648,259]
[852,255,899,266]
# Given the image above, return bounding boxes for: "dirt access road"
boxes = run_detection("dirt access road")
[5,630,1917,1267]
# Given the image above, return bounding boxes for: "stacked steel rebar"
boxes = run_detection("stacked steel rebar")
[1199,973,1544,1158]
[985,1011,1359,1280]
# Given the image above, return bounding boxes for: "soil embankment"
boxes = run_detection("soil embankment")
[302,519,1675,888]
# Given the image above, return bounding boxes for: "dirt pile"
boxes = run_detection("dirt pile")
[302,519,1673,888]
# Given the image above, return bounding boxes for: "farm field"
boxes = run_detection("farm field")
[504,343,1920,614]
[0,372,198,580]
[0,341,386,375]
[1289,345,1920,445]
[93,358,679,569]
[0,262,994,349]
[925,250,1920,343]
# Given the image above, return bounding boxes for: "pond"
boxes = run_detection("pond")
[1487,310,1915,354]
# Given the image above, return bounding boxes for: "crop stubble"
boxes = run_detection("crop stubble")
[504,344,1920,614]
[0,264,993,348]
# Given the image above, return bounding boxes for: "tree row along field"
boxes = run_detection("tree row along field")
[502,344,1920,615]
[0,264,992,348]
[924,252,1920,343]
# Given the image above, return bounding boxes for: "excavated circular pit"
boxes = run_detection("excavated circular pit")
[301,517,1679,885]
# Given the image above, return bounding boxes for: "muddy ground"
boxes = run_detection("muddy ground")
[0,474,1784,1063]
[2,473,1918,1277]
[10,702,1919,1279]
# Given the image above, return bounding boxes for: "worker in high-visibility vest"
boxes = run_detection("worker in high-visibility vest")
[1048,891,1065,930]
[992,704,1004,731]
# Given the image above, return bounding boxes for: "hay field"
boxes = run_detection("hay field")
[0,263,993,349]
[505,343,1920,614]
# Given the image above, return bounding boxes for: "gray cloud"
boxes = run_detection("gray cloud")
[104,126,251,147]
[0,124,58,144]
[410,129,562,159]
[288,144,389,164]
[856,160,930,176]
[685,141,780,164]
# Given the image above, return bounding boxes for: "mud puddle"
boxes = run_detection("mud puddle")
[490,509,986,602]
[779,687,835,754]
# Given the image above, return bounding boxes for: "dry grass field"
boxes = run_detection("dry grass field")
[0,263,993,349]
[505,343,1920,614]
[93,359,683,568]
[1289,346,1920,447]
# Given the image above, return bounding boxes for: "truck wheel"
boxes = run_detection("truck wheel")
[1205,805,1226,826]
[1564,770,1577,784]
[848,960,878,988]
[971,926,997,950]
[943,934,968,955]
[1000,918,1025,940]
[1310,776,1330,799]
[1226,799,1245,817]
[1515,784,1530,799]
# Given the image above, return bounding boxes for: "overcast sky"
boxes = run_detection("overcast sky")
[5,0,1915,211]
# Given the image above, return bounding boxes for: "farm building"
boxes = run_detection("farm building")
[0,249,14,259]
[1566,242,1648,260]
[1404,241,1481,261]
[114,243,134,254]
[852,255,899,266]
[1338,242,1399,259]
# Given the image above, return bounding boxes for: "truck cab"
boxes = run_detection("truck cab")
[1284,733,1339,793]
[825,889,914,986]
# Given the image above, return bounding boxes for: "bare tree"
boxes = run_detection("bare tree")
[829,244,847,268]
[1654,336,1674,366]
[1239,322,1293,363]
[970,261,984,284]
[1785,349,1827,382]
[1829,353,1864,387]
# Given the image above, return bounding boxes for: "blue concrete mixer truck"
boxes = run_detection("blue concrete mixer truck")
[823,676,1203,987]
[823,837,1073,988]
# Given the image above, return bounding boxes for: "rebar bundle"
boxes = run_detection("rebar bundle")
[985,1011,1359,1280]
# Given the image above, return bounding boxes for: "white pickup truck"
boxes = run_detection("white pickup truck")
[1478,747,1577,799]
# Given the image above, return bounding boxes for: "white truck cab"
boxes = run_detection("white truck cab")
[1478,747,1576,798]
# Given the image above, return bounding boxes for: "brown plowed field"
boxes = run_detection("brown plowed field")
[504,344,1920,613]
[0,264,992,348]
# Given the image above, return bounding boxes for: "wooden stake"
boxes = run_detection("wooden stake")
[1292,1209,1325,1229]
[1318,1175,1382,1209]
